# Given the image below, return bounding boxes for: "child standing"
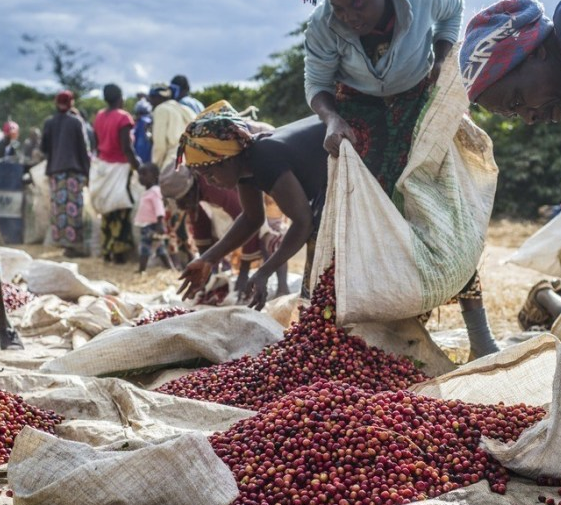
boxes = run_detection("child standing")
[134,163,175,273]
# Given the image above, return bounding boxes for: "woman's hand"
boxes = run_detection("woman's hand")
[324,115,357,158]
[245,271,270,311]
[234,269,249,297]
[177,258,213,300]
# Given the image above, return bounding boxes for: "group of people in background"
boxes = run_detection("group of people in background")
[4,0,561,361]
[3,73,290,299]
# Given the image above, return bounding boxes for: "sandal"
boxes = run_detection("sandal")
[517,280,555,331]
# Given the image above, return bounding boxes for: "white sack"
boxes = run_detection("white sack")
[40,306,284,377]
[352,318,456,378]
[24,259,119,300]
[22,161,50,245]
[0,367,253,446]
[0,247,33,282]
[412,334,560,480]
[312,46,498,324]
[8,428,238,505]
[13,294,141,342]
[265,292,301,328]
[88,159,134,214]
[507,213,561,276]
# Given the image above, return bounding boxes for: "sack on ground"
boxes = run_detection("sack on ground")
[24,260,119,300]
[23,161,50,245]
[411,334,560,480]
[351,318,456,378]
[8,427,238,505]
[311,46,498,324]
[0,247,33,282]
[40,306,284,377]
[507,213,561,276]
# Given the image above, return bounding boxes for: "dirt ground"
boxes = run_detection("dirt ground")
[7,218,548,342]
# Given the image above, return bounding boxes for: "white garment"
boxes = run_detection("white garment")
[152,100,196,169]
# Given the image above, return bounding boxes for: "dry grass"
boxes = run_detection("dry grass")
[10,219,549,341]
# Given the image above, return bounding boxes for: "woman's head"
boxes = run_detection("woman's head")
[460,0,561,123]
[103,84,123,108]
[329,0,386,36]
[476,32,561,124]
[192,156,245,190]
[178,100,254,188]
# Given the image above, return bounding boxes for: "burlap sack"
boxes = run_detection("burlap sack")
[412,334,560,481]
[311,45,498,324]
[8,427,238,505]
[24,260,119,301]
[39,306,284,377]
[0,247,32,282]
[13,294,140,341]
[508,213,561,276]
[351,318,456,377]
[0,366,254,446]
[22,161,50,245]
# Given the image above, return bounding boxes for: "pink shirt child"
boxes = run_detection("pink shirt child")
[134,185,165,227]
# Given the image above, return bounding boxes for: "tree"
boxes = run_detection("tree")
[193,84,261,118]
[472,107,561,218]
[18,35,101,98]
[253,24,309,125]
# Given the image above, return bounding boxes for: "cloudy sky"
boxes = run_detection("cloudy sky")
[1,0,559,97]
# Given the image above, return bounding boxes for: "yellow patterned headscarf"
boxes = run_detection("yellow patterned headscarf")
[177,100,254,169]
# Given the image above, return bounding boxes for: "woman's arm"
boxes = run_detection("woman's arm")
[177,184,265,299]
[310,91,357,158]
[245,170,314,310]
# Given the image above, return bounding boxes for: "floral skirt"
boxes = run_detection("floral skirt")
[335,78,431,196]
[49,173,87,250]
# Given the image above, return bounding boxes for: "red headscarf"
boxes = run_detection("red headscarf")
[55,90,74,112]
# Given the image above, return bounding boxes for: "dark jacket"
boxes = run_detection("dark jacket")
[41,111,90,176]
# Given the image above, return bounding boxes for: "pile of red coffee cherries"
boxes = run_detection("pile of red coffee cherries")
[211,380,546,504]
[133,306,193,326]
[0,390,64,464]
[157,262,428,410]
[1,282,35,314]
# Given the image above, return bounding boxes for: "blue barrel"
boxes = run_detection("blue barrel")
[0,161,24,244]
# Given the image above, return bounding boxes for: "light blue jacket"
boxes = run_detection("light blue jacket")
[304,0,464,103]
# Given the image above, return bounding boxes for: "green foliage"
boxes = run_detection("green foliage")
[253,24,309,126]
[192,84,261,117]
[472,107,561,218]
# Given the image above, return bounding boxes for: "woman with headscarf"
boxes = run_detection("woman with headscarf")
[460,0,561,333]
[175,100,328,310]
[41,90,91,258]
[93,84,140,264]
[460,0,561,124]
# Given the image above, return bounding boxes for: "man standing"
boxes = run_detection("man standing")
[170,74,205,115]
[148,83,196,170]
[41,90,91,258]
